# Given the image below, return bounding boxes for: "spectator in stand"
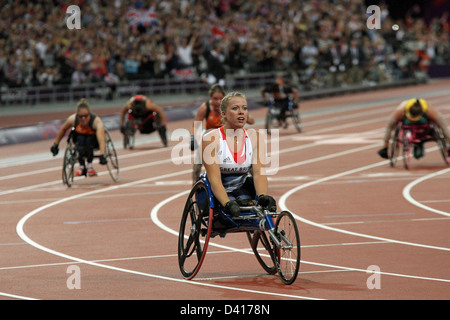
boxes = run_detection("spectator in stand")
[124,52,139,80]
[1,0,449,92]
[175,32,197,69]
[71,65,87,87]
[204,43,226,86]
[3,57,22,88]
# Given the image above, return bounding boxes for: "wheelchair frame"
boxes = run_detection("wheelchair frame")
[177,175,301,285]
[62,128,120,187]
[389,121,449,169]
[265,98,302,135]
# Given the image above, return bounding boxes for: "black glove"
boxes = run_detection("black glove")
[224,200,241,217]
[99,155,108,165]
[50,143,59,156]
[377,147,388,159]
[120,126,125,134]
[190,135,195,151]
[258,194,277,212]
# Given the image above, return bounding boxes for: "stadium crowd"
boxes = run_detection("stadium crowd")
[0,0,449,92]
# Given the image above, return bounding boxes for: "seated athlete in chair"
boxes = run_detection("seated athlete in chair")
[378,98,450,160]
[120,94,168,146]
[190,84,254,184]
[261,75,299,128]
[201,91,276,217]
[50,98,107,176]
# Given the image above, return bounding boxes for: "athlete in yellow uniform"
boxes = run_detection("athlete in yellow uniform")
[378,98,450,159]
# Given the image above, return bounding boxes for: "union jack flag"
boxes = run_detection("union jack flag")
[126,8,159,26]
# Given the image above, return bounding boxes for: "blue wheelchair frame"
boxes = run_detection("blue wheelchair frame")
[198,174,276,237]
[178,173,301,285]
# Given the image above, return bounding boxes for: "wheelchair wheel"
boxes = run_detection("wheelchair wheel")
[246,231,277,275]
[389,126,400,167]
[178,180,213,279]
[265,107,279,135]
[402,131,412,170]
[433,126,450,165]
[291,110,302,133]
[273,211,300,285]
[62,140,77,188]
[105,130,120,182]
[123,120,136,149]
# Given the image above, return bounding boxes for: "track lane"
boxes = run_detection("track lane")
[1,80,449,299]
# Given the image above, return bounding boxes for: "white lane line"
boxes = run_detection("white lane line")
[402,167,450,217]
[150,190,450,283]
[16,173,319,300]
[15,142,449,301]
[0,292,38,300]
[279,161,450,252]
[12,94,450,298]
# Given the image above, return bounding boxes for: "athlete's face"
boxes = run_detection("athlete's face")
[223,97,248,129]
[210,92,224,110]
[77,108,91,127]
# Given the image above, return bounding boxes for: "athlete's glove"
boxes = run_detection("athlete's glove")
[224,200,241,217]
[377,147,388,159]
[99,155,108,165]
[190,135,196,151]
[258,194,277,212]
[50,143,59,156]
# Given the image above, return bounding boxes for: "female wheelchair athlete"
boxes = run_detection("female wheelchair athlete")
[265,98,302,135]
[122,110,167,149]
[178,174,301,285]
[62,128,120,187]
[389,121,450,169]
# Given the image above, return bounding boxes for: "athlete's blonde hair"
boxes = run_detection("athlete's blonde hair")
[76,98,91,113]
[219,91,247,124]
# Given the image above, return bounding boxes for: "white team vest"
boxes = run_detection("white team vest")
[217,127,252,192]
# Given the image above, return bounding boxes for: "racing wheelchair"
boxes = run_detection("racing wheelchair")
[122,110,167,149]
[265,98,302,135]
[178,174,301,285]
[389,121,450,169]
[62,128,120,187]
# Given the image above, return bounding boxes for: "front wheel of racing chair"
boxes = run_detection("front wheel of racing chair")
[389,125,401,167]
[62,131,78,188]
[123,117,137,150]
[104,130,120,182]
[402,129,413,169]
[272,211,301,285]
[178,179,213,279]
[288,101,302,133]
[265,103,278,135]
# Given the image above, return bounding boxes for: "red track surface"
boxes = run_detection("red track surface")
[1,80,449,301]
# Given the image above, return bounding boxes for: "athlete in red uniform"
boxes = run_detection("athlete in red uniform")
[120,94,168,147]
